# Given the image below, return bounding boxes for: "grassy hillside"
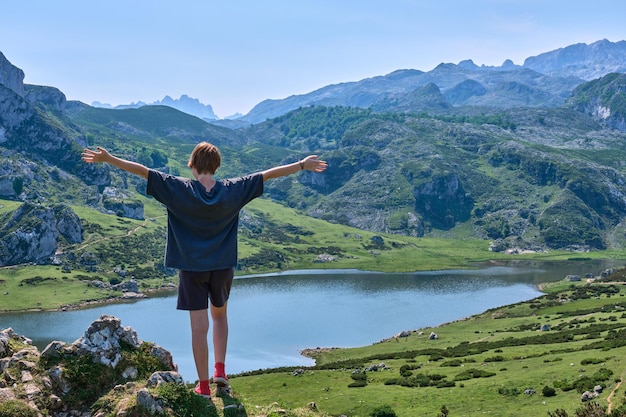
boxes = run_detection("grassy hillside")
[243,105,626,252]
[63,101,626,253]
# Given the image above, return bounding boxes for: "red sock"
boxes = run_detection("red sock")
[215,362,225,375]
[198,380,210,392]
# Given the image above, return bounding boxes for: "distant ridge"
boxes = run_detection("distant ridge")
[92,94,218,120]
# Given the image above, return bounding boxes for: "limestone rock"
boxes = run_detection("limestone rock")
[102,196,144,220]
[48,365,72,395]
[41,341,68,358]
[0,52,25,96]
[122,366,138,380]
[74,315,140,368]
[136,388,163,415]
[24,84,66,112]
[0,386,17,402]
[112,278,140,293]
[146,371,184,388]
[0,202,83,266]
[1,316,180,417]
[53,204,84,243]
[0,328,12,357]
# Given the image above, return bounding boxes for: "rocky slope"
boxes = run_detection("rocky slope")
[0,315,193,417]
[0,202,83,266]
[524,39,626,81]
[565,72,626,131]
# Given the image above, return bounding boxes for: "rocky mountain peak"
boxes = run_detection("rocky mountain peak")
[523,39,626,80]
[0,52,24,96]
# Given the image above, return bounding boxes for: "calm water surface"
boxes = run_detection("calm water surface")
[0,259,620,382]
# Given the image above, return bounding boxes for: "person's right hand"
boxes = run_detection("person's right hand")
[81,146,111,164]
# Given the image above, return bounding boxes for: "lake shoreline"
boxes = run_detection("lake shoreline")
[0,286,178,315]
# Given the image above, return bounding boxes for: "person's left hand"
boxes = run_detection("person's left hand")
[301,155,328,172]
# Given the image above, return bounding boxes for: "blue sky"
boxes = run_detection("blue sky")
[2,1,625,118]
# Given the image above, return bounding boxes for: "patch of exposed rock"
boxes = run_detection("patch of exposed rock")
[0,315,187,417]
[0,202,83,266]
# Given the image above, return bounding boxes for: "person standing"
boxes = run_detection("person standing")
[82,142,327,399]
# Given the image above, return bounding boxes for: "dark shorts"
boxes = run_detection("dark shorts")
[177,268,234,310]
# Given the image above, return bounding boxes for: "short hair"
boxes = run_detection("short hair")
[187,142,221,174]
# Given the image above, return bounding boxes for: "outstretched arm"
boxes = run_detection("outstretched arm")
[81,147,149,179]
[262,155,327,182]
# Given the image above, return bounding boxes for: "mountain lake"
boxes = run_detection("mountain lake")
[0,259,622,382]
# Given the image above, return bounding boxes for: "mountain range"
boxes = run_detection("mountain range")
[97,39,626,126]
[2,39,626,267]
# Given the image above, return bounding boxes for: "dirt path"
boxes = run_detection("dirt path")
[607,367,626,414]
[70,215,166,253]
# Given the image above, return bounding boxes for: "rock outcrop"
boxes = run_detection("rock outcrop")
[0,52,104,186]
[1,315,185,417]
[102,196,144,220]
[24,84,66,112]
[566,72,626,132]
[0,51,25,96]
[100,186,145,220]
[411,172,474,230]
[0,202,83,266]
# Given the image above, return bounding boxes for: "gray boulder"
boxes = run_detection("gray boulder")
[74,315,141,368]
[103,196,144,220]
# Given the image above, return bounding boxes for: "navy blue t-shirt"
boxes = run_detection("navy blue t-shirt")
[146,169,264,271]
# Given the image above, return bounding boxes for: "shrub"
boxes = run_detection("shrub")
[440,359,463,367]
[348,379,367,388]
[398,373,430,387]
[484,355,505,362]
[384,378,402,385]
[370,405,397,417]
[581,358,605,365]
[542,385,557,397]
[548,401,614,417]
[349,370,367,387]
[436,380,456,388]
[454,368,496,381]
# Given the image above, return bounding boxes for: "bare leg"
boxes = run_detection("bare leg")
[210,301,228,365]
[189,309,210,381]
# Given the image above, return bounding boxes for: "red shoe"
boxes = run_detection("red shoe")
[194,383,211,400]
[213,371,229,387]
